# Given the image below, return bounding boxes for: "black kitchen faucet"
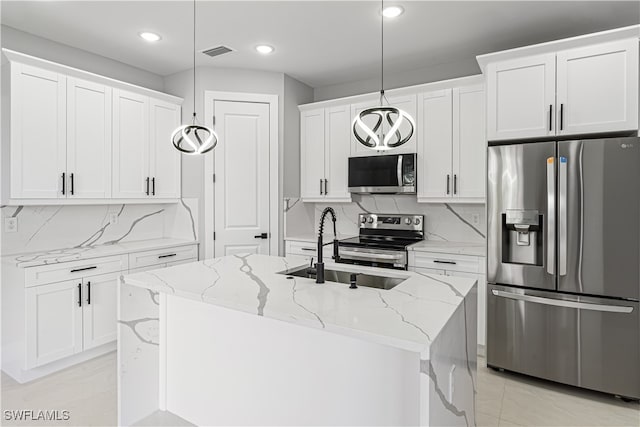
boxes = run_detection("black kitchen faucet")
[315,207,340,284]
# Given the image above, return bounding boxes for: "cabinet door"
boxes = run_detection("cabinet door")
[112,89,150,198]
[453,85,486,200]
[324,105,351,201]
[67,78,112,199]
[10,63,67,199]
[446,270,486,348]
[82,272,119,350]
[26,280,83,368]
[350,97,382,157]
[300,108,326,200]
[556,39,639,135]
[487,54,556,141]
[149,98,181,199]
[417,89,453,201]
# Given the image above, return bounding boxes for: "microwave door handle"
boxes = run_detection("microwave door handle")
[547,157,556,275]
[397,155,403,186]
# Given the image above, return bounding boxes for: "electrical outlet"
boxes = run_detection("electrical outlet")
[4,217,18,233]
[472,214,480,225]
[109,213,119,225]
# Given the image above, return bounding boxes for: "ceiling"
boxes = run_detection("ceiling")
[2,1,639,88]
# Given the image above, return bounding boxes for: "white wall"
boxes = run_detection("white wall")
[1,25,164,91]
[313,57,479,102]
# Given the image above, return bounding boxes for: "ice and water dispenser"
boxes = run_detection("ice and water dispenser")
[501,210,543,266]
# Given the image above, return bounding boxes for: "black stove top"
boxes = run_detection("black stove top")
[339,235,420,250]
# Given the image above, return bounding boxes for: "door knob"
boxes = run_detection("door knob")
[254,233,268,239]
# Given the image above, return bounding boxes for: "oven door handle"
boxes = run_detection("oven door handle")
[339,250,403,261]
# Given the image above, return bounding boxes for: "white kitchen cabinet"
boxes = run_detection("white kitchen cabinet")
[556,39,638,135]
[10,63,67,199]
[285,239,333,260]
[418,85,485,203]
[149,99,181,199]
[26,279,83,368]
[418,89,453,200]
[112,89,150,198]
[300,106,351,202]
[66,78,112,199]
[82,272,119,350]
[350,94,417,157]
[486,53,556,141]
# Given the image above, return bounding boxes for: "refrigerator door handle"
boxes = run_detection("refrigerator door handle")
[546,157,556,275]
[559,157,568,276]
[491,290,634,313]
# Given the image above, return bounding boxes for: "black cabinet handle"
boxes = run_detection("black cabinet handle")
[158,253,177,259]
[560,103,564,130]
[70,173,74,195]
[146,177,150,196]
[77,283,82,307]
[434,260,457,265]
[87,281,91,305]
[549,105,552,131]
[62,172,66,195]
[453,174,458,195]
[446,174,450,195]
[319,179,323,195]
[152,177,156,196]
[254,233,268,239]
[300,247,315,252]
[70,266,97,273]
[324,179,328,195]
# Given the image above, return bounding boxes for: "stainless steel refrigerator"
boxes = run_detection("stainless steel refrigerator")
[487,136,640,400]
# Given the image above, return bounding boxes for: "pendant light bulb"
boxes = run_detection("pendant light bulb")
[171,0,219,155]
[353,0,415,151]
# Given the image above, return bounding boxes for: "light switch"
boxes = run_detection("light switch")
[4,217,18,233]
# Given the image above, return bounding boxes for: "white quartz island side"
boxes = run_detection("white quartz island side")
[118,254,477,426]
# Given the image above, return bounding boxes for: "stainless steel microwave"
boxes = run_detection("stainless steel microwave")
[348,153,416,194]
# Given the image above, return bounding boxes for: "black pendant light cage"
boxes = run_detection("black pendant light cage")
[352,0,415,151]
[171,0,218,155]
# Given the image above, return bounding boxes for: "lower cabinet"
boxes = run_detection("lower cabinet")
[285,239,333,261]
[25,271,119,369]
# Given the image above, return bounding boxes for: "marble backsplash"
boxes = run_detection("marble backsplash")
[1,198,198,256]
[285,195,486,242]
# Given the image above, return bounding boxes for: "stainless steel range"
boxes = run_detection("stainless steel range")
[337,213,424,270]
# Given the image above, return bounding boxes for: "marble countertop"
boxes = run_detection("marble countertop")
[408,241,486,257]
[3,238,199,268]
[121,254,476,356]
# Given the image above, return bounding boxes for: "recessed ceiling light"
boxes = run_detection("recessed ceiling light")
[139,32,161,42]
[255,45,274,55]
[382,5,404,18]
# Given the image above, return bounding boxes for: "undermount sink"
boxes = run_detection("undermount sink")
[279,266,407,290]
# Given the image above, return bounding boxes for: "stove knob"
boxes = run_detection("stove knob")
[361,216,367,224]
[367,217,374,224]
[404,217,413,225]
[415,218,421,225]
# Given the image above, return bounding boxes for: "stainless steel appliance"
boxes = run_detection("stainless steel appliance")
[337,213,424,270]
[348,154,416,194]
[487,136,640,400]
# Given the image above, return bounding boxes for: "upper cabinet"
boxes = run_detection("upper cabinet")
[3,49,183,205]
[300,106,351,202]
[350,94,417,157]
[417,84,486,203]
[487,38,639,141]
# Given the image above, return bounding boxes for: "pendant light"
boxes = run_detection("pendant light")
[352,0,415,151]
[171,0,218,155]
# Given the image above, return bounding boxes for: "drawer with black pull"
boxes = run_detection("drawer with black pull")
[128,244,198,270]
[25,255,128,287]
[409,252,482,274]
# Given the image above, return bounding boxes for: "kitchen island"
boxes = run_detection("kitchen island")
[118,254,477,426]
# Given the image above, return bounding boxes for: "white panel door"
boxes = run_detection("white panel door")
[66,78,112,199]
[112,89,150,198]
[417,89,453,200]
[324,105,351,201]
[26,280,83,368]
[214,100,270,256]
[10,63,66,199]
[487,53,556,141]
[82,272,119,350]
[300,108,326,200]
[149,98,181,199]
[557,39,639,135]
[453,85,486,200]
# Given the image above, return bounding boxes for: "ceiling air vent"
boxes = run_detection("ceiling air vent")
[202,45,235,58]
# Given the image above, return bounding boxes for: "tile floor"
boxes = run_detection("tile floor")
[1,351,638,426]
